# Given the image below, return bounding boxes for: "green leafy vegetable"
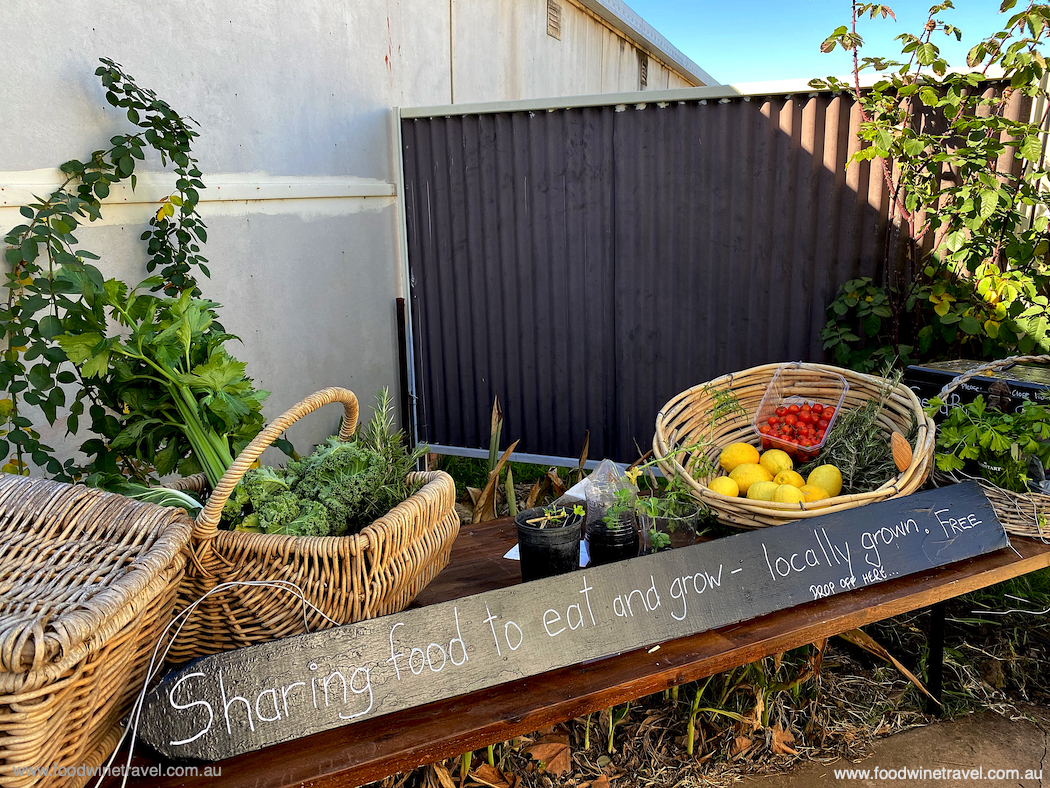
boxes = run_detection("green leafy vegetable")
[53,278,269,488]
[930,395,1050,492]
[220,389,428,537]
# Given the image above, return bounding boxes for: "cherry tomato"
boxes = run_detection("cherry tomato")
[823,407,836,419]
[812,403,824,414]
[800,403,811,413]
[817,430,826,440]
[787,404,800,415]
[761,438,771,451]
[776,406,788,417]
[817,418,829,430]
[766,416,778,426]
[784,414,797,426]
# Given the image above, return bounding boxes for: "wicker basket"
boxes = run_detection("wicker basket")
[931,354,1050,539]
[0,475,191,788]
[168,387,460,662]
[654,363,936,528]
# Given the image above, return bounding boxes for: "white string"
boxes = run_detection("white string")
[971,593,1050,617]
[92,579,340,788]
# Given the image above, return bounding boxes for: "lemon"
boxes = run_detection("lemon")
[807,465,843,498]
[708,476,740,497]
[719,442,760,472]
[773,469,805,488]
[799,484,829,503]
[746,480,780,501]
[772,484,805,504]
[759,449,793,476]
[729,462,773,494]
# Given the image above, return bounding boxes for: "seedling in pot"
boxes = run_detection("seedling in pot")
[526,503,584,529]
[647,529,672,551]
[600,486,637,528]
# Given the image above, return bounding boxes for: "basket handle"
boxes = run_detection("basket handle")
[194,387,359,539]
[935,354,1050,401]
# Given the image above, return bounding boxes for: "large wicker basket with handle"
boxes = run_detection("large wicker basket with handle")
[654,363,935,528]
[0,475,191,788]
[168,387,459,663]
[931,354,1050,539]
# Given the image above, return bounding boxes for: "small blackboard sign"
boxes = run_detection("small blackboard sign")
[140,482,1007,761]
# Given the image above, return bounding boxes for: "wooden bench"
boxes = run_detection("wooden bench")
[123,518,1050,788]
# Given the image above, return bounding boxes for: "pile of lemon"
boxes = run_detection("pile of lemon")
[708,443,842,503]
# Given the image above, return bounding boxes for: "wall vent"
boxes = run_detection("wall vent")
[638,50,649,88]
[547,0,562,39]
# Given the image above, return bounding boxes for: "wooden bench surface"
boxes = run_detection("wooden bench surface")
[123,518,1050,788]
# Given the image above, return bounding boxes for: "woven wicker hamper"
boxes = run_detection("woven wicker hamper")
[167,387,460,662]
[0,475,192,788]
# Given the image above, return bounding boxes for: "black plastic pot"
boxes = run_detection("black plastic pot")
[586,511,639,566]
[515,506,583,582]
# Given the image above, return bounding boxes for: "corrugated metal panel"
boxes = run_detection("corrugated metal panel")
[401,88,1022,463]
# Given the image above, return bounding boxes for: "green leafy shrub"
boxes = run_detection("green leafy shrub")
[815,2,1050,371]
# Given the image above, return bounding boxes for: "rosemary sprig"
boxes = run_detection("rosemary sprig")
[798,371,914,494]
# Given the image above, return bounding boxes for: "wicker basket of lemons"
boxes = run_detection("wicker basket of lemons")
[654,363,935,528]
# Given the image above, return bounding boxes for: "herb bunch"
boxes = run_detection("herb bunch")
[930,395,1050,492]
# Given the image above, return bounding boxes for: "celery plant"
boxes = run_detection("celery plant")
[56,275,268,487]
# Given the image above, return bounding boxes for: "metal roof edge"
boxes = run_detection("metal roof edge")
[401,79,828,118]
[573,0,716,87]
[399,70,1009,119]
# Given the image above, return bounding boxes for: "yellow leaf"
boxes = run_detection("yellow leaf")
[156,204,167,221]
[0,399,12,418]
[934,300,950,317]
[984,319,1000,338]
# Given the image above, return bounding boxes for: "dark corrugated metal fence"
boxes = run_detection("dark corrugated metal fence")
[401,93,893,462]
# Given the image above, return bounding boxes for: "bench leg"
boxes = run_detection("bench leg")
[925,600,947,716]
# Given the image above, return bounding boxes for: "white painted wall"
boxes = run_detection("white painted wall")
[453,0,693,101]
[0,0,701,465]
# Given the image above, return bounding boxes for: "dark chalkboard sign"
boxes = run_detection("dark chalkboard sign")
[141,482,1007,761]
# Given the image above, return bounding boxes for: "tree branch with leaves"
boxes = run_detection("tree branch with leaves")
[814,1,1050,370]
